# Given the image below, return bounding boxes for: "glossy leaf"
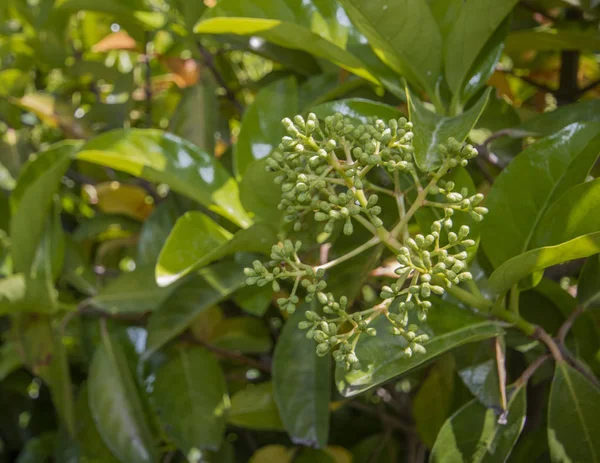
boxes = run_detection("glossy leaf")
[76,129,252,228]
[0,342,22,381]
[273,309,330,448]
[10,141,79,273]
[531,178,600,249]
[152,347,229,452]
[156,212,277,287]
[454,342,501,409]
[407,88,490,172]
[88,329,157,463]
[232,285,273,317]
[145,261,247,356]
[430,385,527,463]
[194,18,378,85]
[482,123,600,269]
[518,100,600,137]
[227,382,284,430]
[89,266,176,313]
[210,317,272,353]
[136,198,181,267]
[335,301,503,397]
[444,0,518,97]
[489,232,600,293]
[338,0,442,93]
[235,76,298,179]
[412,357,455,448]
[578,254,600,310]
[311,98,402,124]
[76,383,119,463]
[239,158,283,224]
[548,361,600,463]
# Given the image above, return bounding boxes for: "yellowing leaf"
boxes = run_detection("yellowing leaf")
[249,445,293,463]
[160,57,200,88]
[92,31,139,53]
[85,182,154,221]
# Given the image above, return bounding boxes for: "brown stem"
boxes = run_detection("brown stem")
[533,326,564,361]
[196,40,244,114]
[557,306,584,344]
[183,335,271,373]
[514,354,550,389]
[348,401,415,434]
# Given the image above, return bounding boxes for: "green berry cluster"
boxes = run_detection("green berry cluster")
[245,111,489,369]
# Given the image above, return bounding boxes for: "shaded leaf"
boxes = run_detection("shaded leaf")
[228,382,284,430]
[89,266,175,314]
[88,329,157,463]
[145,261,247,356]
[351,434,401,463]
[430,385,527,463]
[235,76,298,179]
[412,356,455,448]
[548,361,600,463]
[273,309,330,448]
[505,29,600,53]
[336,301,503,397]
[239,158,283,224]
[210,317,272,354]
[152,347,228,452]
[579,254,600,310]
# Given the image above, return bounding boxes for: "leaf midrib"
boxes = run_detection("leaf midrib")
[559,363,598,462]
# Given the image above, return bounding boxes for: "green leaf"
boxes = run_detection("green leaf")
[579,254,600,310]
[170,81,218,156]
[144,261,247,357]
[10,141,79,273]
[16,432,56,463]
[210,317,272,354]
[518,100,600,137]
[489,232,600,293]
[351,434,401,463]
[18,316,76,436]
[335,301,503,397]
[444,0,518,97]
[0,160,15,190]
[151,347,229,452]
[89,266,176,314]
[482,123,600,269]
[0,341,22,381]
[76,383,120,463]
[194,18,378,85]
[88,329,158,463]
[156,212,277,287]
[235,76,298,179]
[238,157,283,224]
[232,285,272,317]
[337,0,442,94]
[407,88,490,172]
[454,342,501,410]
[311,98,402,124]
[430,385,527,463]
[273,309,330,448]
[136,198,182,267]
[531,178,600,249]
[548,361,600,463]
[227,382,284,431]
[76,129,252,229]
[505,29,600,53]
[57,0,165,29]
[413,356,455,448]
